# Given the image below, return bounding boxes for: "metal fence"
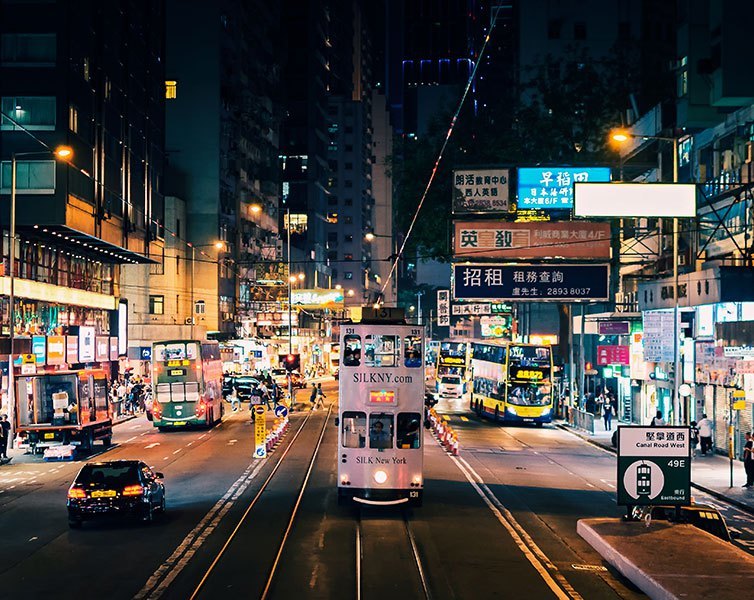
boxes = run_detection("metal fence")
[568,407,595,435]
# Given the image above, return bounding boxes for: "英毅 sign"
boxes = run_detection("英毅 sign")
[617,426,691,506]
[452,264,609,302]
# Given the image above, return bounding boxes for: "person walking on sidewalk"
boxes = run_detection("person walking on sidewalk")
[743,432,754,488]
[309,383,318,411]
[0,414,10,459]
[698,414,713,455]
[603,394,614,431]
[314,383,326,410]
[650,410,666,426]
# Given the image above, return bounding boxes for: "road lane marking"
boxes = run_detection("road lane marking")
[163,457,169,460]
[186,441,194,446]
[173,449,181,455]
[460,416,469,422]
[451,454,579,600]
[130,425,142,430]
[227,439,238,446]
[199,434,207,439]
[145,443,160,449]
[125,436,137,443]
[28,537,38,542]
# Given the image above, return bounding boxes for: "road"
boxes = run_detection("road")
[0,381,751,599]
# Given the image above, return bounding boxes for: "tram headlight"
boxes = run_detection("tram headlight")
[373,470,388,484]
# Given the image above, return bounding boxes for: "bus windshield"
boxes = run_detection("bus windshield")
[507,383,552,406]
[153,342,199,362]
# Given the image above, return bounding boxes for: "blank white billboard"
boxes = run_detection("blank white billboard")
[574,183,696,218]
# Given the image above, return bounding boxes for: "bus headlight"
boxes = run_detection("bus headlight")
[374,470,388,484]
[541,407,551,416]
[507,406,517,415]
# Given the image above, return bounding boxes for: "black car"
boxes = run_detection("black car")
[67,460,166,528]
[233,376,260,401]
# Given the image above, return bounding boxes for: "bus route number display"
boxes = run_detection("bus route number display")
[617,426,691,507]
[510,367,545,381]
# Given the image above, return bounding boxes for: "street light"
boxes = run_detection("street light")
[7,146,74,448]
[611,128,682,425]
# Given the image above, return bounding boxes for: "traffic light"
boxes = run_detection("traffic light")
[281,353,300,372]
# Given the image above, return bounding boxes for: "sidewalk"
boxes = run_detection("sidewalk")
[558,420,754,514]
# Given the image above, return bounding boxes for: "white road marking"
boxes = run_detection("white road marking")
[451,454,579,600]
[125,436,137,443]
[134,459,268,599]
[140,432,150,437]
[145,443,160,449]
[173,449,181,455]
[186,441,194,447]
[130,425,142,430]
[28,537,38,542]
[163,457,169,460]
[227,439,238,446]
[199,434,207,439]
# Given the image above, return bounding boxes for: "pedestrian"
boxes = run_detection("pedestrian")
[229,386,240,412]
[743,432,754,488]
[698,413,713,455]
[315,383,326,410]
[690,420,700,457]
[603,395,614,431]
[309,383,318,411]
[0,414,10,459]
[650,410,666,426]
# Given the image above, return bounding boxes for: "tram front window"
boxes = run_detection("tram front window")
[404,336,422,368]
[397,413,421,449]
[364,335,400,368]
[341,411,366,448]
[343,334,362,367]
[369,413,393,449]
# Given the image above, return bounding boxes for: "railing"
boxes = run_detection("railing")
[568,407,595,435]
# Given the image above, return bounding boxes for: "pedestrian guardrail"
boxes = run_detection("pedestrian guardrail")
[568,407,595,435]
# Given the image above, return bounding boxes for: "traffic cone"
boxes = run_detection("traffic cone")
[451,434,459,455]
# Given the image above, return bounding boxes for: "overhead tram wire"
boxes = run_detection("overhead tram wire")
[379,8,502,299]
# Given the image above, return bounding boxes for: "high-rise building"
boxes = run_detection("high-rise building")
[152,0,281,342]
[0,0,164,391]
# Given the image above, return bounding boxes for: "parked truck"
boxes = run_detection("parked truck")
[15,369,113,454]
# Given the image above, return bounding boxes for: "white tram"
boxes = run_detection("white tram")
[337,316,425,506]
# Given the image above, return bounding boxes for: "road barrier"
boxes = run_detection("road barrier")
[568,407,595,435]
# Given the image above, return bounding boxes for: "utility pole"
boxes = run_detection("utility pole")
[417,290,424,326]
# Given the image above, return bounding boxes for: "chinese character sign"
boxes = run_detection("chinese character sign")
[517,167,611,210]
[597,345,630,366]
[453,221,610,259]
[437,290,450,327]
[452,169,510,213]
[452,264,609,302]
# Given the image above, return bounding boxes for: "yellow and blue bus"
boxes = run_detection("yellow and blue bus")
[470,342,553,426]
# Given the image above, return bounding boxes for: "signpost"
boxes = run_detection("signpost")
[452,264,609,302]
[617,426,691,513]
[254,405,267,459]
[730,390,746,486]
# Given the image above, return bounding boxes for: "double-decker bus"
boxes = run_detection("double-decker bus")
[470,342,553,426]
[151,340,224,430]
[338,317,425,506]
[436,340,470,380]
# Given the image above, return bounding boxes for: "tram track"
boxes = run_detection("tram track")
[355,506,432,600]
[186,403,333,600]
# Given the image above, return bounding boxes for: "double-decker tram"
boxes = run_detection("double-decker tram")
[337,314,425,506]
[151,340,224,429]
[470,342,553,425]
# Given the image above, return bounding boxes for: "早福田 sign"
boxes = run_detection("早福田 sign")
[453,221,610,260]
[452,264,609,302]
[291,289,344,309]
[517,167,612,210]
[452,168,510,213]
[617,426,691,506]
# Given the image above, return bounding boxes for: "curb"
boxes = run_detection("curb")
[557,423,754,517]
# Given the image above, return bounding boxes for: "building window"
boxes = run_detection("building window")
[0,160,55,194]
[344,253,353,261]
[104,77,112,99]
[0,33,56,65]
[327,250,337,260]
[195,300,206,314]
[573,21,587,40]
[344,198,353,206]
[344,235,353,243]
[69,105,78,133]
[327,232,338,244]
[344,216,353,224]
[345,162,353,170]
[149,295,164,315]
[331,268,338,279]
[82,57,90,81]
[327,196,338,206]
[1,96,55,131]
[165,80,177,99]
[344,272,353,280]
[547,19,561,40]
[327,212,338,223]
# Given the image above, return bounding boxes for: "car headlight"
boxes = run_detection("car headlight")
[507,406,517,415]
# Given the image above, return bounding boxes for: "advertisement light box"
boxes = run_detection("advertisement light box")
[574,183,697,218]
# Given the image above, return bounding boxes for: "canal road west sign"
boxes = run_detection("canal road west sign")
[617,426,691,506]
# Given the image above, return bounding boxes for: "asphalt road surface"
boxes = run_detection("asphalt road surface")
[0,381,750,599]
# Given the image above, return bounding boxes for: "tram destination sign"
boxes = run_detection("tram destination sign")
[617,426,691,507]
[452,264,609,302]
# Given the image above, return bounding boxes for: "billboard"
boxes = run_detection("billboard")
[437,290,450,327]
[291,289,344,309]
[452,264,609,301]
[452,168,510,213]
[453,221,610,260]
[574,183,697,217]
[517,167,611,210]
[597,345,630,366]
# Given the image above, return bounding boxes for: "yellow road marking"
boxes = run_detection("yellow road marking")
[460,416,469,422]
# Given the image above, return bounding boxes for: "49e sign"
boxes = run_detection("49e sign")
[617,426,691,507]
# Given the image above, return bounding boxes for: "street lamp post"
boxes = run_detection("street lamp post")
[612,130,682,425]
[6,147,73,448]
